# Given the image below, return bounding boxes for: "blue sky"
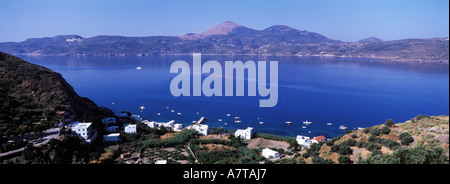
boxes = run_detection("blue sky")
[0,0,448,42]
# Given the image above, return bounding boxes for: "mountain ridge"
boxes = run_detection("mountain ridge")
[0,21,448,62]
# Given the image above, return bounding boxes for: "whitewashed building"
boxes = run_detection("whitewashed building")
[103,133,121,142]
[102,117,116,125]
[124,124,137,133]
[173,123,183,131]
[235,127,253,140]
[142,120,176,130]
[296,135,312,148]
[155,160,167,164]
[262,148,280,159]
[70,121,97,144]
[188,124,209,136]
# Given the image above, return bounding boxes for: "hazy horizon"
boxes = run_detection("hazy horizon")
[0,0,448,42]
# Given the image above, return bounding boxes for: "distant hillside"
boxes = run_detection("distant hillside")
[0,52,113,136]
[357,37,383,43]
[299,115,449,164]
[0,21,448,62]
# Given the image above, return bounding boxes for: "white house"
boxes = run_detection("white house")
[261,148,280,159]
[103,133,121,142]
[70,121,97,144]
[142,120,157,128]
[106,126,119,133]
[188,124,209,136]
[124,124,137,133]
[155,160,167,164]
[142,120,176,130]
[296,135,312,148]
[173,123,183,131]
[102,117,116,125]
[159,120,175,128]
[235,127,253,140]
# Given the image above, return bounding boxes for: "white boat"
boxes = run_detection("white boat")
[302,126,307,129]
[139,105,145,111]
[112,102,115,105]
[327,123,333,126]
[303,121,312,125]
[136,66,142,70]
[171,110,175,113]
[197,112,199,114]
[218,119,222,122]
[235,120,241,123]
[308,131,312,133]
[259,122,264,124]
[226,114,231,117]
[235,117,240,119]
[224,123,228,125]
[157,113,161,116]
[339,125,347,130]
[177,113,181,115]
[285,121,293,125]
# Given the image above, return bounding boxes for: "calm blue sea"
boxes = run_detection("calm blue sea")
[21,55,449,138]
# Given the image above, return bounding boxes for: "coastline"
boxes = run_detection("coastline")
[13,53,450,64]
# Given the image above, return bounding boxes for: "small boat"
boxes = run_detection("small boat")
[339,125,347,130]
[171,110,175,113]
[112,102,115,105]
[197,112,200,114]
[218,119,222,122]
[259,122,264,125]
[177,113,181,115]
[308,131,312,133]
[285,121,293,125]
[327,123,333,126]
[302,126,307,129]
[224,123,228,125]
[303,121,312,125]
[136,66,142,70]
[226,114,231,117]
[157,113,161,116]
[235,120,242,123]
[139,105,145,111]
[357,127,364,130]
[235,117,240,119]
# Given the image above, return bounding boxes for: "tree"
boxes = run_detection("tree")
[381,126,391,135]
[401,135,414,146]
[338,155,352,164]
[338,145,353,155]
[384,119,395,127]
[369,128,380,136]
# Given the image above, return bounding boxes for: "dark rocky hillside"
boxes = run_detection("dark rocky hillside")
[0,52,113,136]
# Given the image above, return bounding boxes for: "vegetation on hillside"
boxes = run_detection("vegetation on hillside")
[296,115,449,164]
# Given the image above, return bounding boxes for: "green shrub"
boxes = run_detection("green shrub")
[337,145,353,155]
[338,155,352,164]
[384,119,395,127]
[401,136,414,146]
[381,126,391,135]
[370,128,381,136]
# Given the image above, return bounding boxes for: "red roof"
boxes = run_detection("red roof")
[312,136,326,142]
